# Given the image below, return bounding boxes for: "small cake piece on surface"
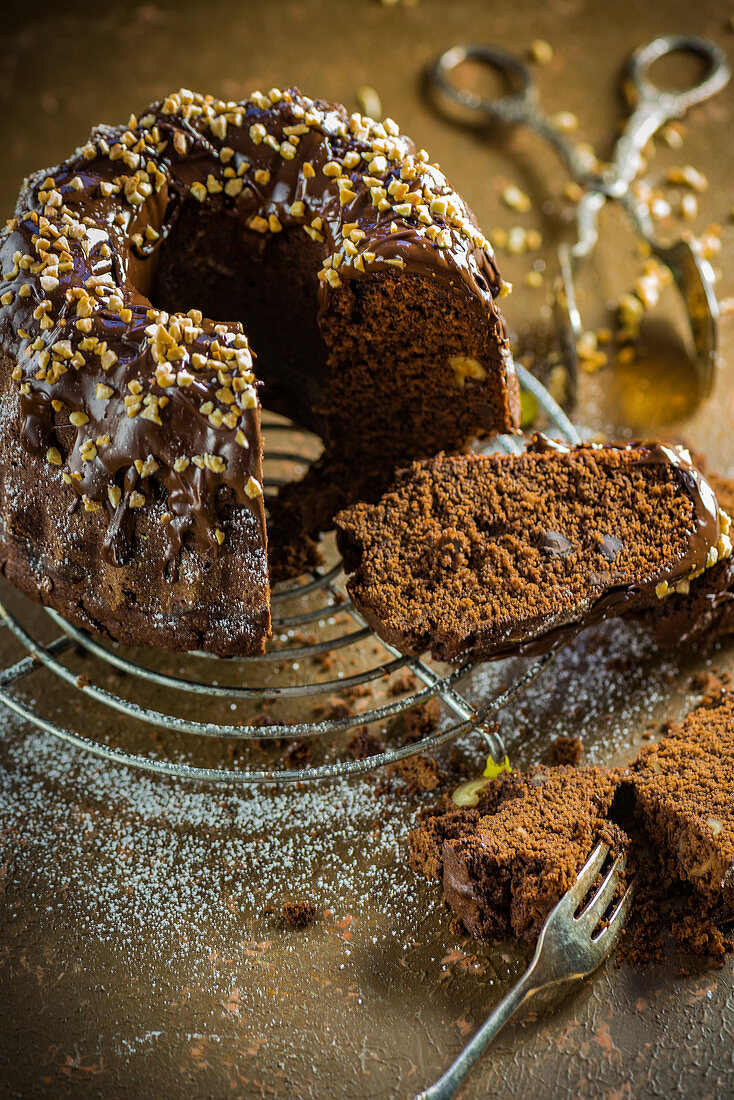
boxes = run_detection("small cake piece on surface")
[281,899,318,928]
[631,690,734,909]
[410,767,624,944]
[336,437,729,662]
[410,692,734,957]
[549,735,584,766]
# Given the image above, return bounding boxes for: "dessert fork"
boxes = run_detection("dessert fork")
[414,842,635,1100]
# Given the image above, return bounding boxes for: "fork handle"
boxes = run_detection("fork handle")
[414,971,536,1100]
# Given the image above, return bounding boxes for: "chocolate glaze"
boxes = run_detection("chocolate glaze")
[0,87,516,569]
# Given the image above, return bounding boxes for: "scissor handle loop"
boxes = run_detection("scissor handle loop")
[426,44,535,127]
[626,34,731,117]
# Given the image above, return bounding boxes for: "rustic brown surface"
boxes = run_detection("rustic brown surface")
[2,1,734,1098]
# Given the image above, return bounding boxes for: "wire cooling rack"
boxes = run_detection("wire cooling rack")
[0,366,580,785]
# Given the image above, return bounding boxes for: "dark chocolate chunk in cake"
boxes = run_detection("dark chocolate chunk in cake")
[336,437,729,662]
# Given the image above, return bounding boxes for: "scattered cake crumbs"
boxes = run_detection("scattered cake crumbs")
[389,670,419,696]
[388,698,442,744]
[282,740,312,769]
[689,669,728,708]
[387,753,441,796]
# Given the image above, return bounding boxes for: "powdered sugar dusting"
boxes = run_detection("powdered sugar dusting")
[0,715,425,976]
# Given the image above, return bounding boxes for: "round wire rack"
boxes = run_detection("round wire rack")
[0,365,580,785]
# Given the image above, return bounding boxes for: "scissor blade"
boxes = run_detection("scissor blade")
[552,243,581,406]
[654,238,718,399]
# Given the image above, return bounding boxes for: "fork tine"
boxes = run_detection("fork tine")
[549,841,609,921]
[591,879,636,949]
[567,841,609,903]
[577,852,627,930]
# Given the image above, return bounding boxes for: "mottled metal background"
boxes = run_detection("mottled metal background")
[1,1,734,1097]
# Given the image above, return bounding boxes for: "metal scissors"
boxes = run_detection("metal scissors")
[426,35,731,399]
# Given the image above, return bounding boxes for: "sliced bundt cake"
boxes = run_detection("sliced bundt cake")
[0,87,518,655]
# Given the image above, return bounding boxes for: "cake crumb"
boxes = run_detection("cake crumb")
[389,698,441,744]
[690,669,726,708]
[282,900,318,928]
[549,735,584,766]
[347,727,385,760]
[282,740,311,769]
[387,753,441,795]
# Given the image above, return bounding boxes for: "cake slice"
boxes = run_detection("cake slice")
[410,766,624,944]
[631,691,734,910]
[409,692,734,954]
[336,437,730,663]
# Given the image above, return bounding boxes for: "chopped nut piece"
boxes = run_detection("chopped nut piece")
[502,185,532,213]
[549,111,578,132]
[661,122,684,149]
[355,85,382,119]
[528,39,554,65]
[680,194,698,221]
[665,165,708,192]
[448,355,487,388]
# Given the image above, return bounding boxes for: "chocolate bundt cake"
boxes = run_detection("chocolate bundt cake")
[0,87,519,656]
[335,437,731,662]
